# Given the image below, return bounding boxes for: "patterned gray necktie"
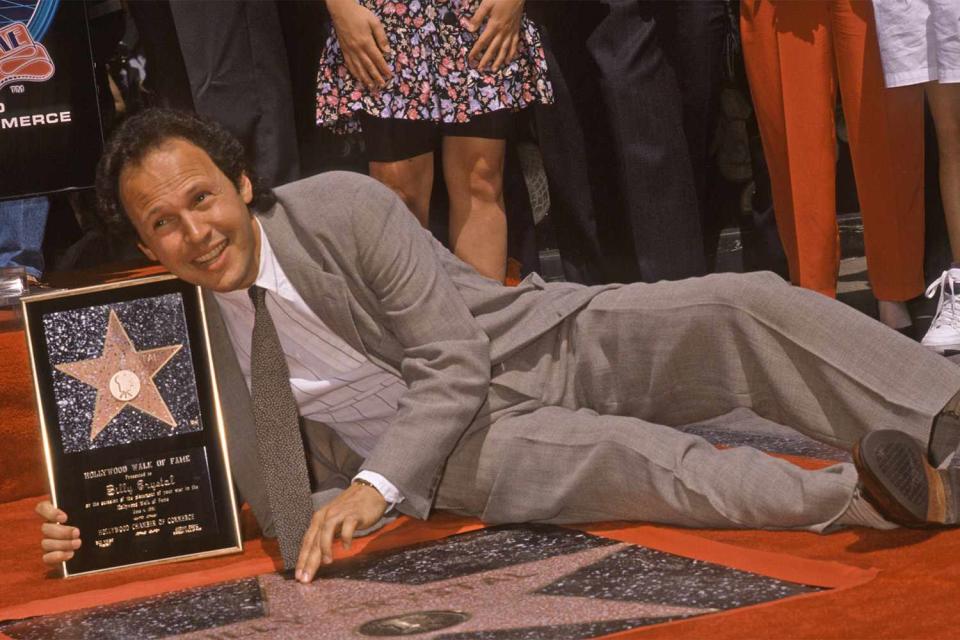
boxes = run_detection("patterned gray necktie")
[248,285,313,569]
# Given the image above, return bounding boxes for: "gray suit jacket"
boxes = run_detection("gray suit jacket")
[204,172,615,532]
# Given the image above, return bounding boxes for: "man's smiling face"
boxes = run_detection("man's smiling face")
[119,137,261,292]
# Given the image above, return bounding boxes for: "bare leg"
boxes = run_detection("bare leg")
[927,82,960,261]
[878,83,960,332]
[368,152,435,227]
[442,136,508,282]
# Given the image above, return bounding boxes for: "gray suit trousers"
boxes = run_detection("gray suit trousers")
[435,272,960,532]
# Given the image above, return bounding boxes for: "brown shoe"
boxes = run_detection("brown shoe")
[852,430,959,528]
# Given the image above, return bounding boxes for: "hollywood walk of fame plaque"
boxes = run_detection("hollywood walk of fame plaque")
[22,274,242,577]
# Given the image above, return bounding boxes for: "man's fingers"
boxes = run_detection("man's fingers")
[41,537,81,552]
[41,521,78,540]
[42,550,74,565]
[293,488,385,582]
[295,512,323,579]
[340,518,358,551]
[299,536,326,583]
[35,501,66,523]
[297,510,342,583]
[318,513,342,565]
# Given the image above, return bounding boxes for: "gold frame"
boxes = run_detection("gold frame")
[22,274,243,577]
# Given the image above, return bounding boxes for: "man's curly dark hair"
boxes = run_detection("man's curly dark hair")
[95,108,276,240]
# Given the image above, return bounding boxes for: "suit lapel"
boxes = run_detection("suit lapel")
[256,207,368,358]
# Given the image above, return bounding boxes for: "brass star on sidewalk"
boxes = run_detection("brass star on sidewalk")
[55,309,183,441]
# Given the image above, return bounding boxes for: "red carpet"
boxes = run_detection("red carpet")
[0,315,46,503]
[2,269,960,638]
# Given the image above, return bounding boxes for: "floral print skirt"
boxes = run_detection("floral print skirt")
[316,0,555,134]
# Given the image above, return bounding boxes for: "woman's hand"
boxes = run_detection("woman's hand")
[327,0,393,90]
[466,0,525,71]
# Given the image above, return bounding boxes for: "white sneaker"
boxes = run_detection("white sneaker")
[922,268,960,352]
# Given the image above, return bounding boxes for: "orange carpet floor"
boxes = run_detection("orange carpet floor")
[2,269,960,638]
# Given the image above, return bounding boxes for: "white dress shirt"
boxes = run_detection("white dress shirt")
[213,220,405,506]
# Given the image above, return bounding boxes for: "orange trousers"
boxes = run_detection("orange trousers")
[740,0,925,300]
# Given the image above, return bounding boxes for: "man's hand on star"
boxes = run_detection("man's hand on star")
[295,481,387,582]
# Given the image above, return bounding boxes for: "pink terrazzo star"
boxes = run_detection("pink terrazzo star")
[177,544,713,639]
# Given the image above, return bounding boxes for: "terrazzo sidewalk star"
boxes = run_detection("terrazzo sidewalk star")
[0,525,828,640]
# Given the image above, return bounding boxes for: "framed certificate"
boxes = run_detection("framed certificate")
[22,274,242,576]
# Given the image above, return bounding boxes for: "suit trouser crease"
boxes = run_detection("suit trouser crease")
[587,0,725,282]
[740,0,924,299]
[436,272,960,532]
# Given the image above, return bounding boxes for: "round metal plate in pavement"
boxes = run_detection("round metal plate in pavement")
[358,610,471,636]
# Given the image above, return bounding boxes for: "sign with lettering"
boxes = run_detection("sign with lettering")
[0,0,102,198]
[22,274,241,577]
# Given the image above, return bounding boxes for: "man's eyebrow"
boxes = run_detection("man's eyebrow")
[142,179,211,219]
[144,203,165,218]
[143,196,178,220]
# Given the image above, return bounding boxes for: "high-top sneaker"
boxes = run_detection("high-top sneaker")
[922,267,960,352]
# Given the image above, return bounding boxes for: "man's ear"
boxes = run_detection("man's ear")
[239,173,253,205]
[137,242,158,262]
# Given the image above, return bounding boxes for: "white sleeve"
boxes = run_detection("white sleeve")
[354,470,404,507]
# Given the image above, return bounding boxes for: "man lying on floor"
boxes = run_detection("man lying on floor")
[38,109,960,584]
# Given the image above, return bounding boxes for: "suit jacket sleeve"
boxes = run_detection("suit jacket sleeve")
[347,177,492,519]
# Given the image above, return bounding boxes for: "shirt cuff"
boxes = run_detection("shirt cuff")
[354,470,404,507]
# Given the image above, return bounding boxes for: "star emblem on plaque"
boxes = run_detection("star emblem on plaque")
[55,310,182,441]
[43,294,204,453]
